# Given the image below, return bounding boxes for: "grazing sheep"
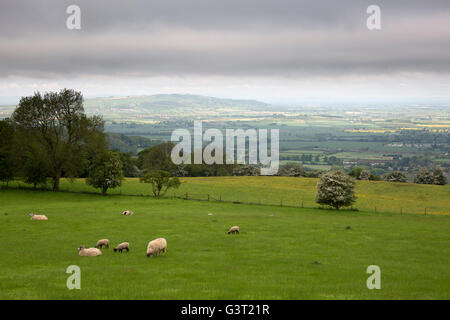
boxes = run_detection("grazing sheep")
[228,226,239,234]
[95,239,109,248]
[146,238,167,257]
[121,210,134,216]
[78,245,102,257]
[114,242,130,253]
[29,213,48,221]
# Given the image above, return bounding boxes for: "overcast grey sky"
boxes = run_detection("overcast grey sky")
[0,0,449,104]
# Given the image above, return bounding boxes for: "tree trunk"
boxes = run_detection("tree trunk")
[52,176,60,191]
[102,187,108,196]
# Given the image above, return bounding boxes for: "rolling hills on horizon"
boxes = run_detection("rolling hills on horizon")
[0,93,277,121]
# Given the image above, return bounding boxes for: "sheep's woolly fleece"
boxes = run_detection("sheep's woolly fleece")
[78,246,102,257]
[114,242,130,252]
[96,239,109,248]
[29,213,48,221]
[228,226,239,234]
[146,238,167,257]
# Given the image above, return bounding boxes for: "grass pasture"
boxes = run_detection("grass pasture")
[8,176,447,215]
[0,188,449,299]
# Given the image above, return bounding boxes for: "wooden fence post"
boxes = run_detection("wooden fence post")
[185,192,188,200]
[207,194,210,201]
[280,200,283,207]
[301,200,304,208]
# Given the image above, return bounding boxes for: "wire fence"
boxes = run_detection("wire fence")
[170,191,437,216]
[1,181,444,216]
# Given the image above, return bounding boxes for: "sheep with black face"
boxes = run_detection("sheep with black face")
[114,242,130,253]
[227,226,239,234]
[95,239,109,249]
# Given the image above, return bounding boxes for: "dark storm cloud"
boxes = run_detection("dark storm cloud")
[0,0,449,77]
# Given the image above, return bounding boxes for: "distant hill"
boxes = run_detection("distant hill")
[1,94,274,121]
[83,94,274,121]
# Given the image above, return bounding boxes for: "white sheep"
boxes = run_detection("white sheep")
[95,239,109,249]
[228,226,239,234]
[78,245,102,257]
[146,238,167,257]
[29,213,48,221]
[121,210,134,216]
[114,242,130,253]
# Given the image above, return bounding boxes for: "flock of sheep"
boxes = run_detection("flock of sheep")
[29,211,240,258]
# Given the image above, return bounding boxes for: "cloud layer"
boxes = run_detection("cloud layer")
[0,0,449,102]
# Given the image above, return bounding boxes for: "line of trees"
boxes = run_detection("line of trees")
[347,166,446,185]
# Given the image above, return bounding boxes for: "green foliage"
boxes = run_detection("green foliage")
[138,142,177,174]
[384,171,407,183]
[414,168,447,185]
[316,171,356,210]
[349,167,363,179]
[359,170,371,180]
[12,89,106,191]
[23,157,49,189]
[433,168,447,185]
[118,152,140,177]
[232,164,260,176]
[140,170,181,197]
[278,162,306,177]
[86,151,124,195]
[0,119,16,185]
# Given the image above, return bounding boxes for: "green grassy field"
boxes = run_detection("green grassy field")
[9,176,447,215]
[0,187,449,299]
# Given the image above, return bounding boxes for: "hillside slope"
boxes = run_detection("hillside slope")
[0,189,449,299]
[7,176,450,215]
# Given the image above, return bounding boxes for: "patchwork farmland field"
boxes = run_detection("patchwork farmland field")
[0,188,449,299]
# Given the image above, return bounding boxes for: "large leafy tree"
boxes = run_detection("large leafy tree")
[12,89,105,191]
[316,171,356,210]
[86,150,124,195]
